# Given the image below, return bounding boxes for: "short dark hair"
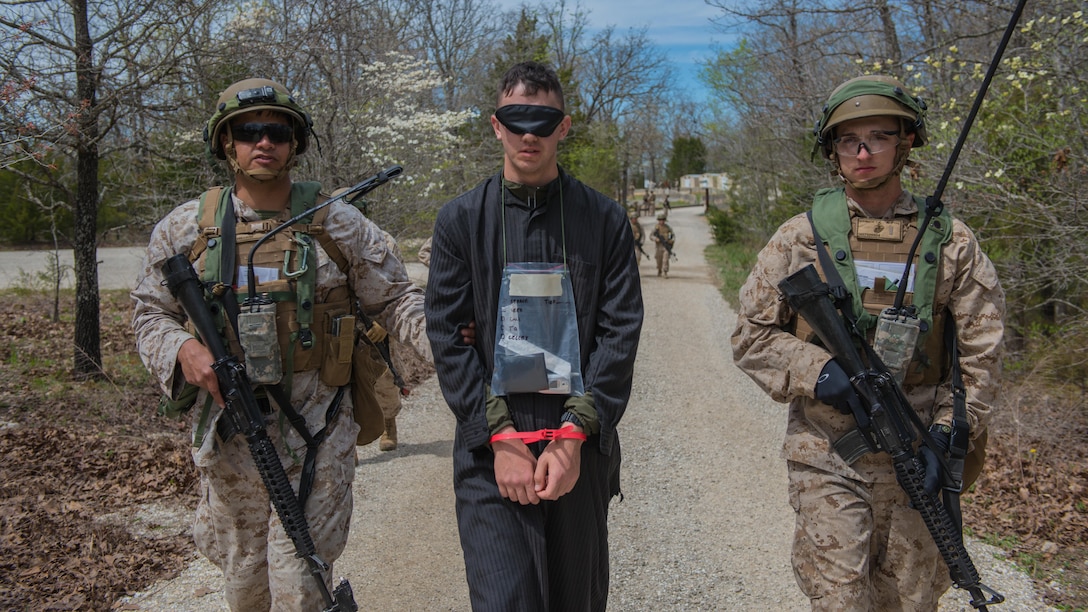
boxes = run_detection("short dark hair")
[497,61,565,111]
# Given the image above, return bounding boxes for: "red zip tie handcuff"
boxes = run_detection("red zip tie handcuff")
[490,428,587,444]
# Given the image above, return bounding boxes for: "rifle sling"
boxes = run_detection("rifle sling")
[265,381,346,509]
[943,318,970,531]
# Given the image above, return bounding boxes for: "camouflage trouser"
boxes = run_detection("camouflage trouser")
[193,407,358,611]
[787,461,952,612]
[655,245,670,275]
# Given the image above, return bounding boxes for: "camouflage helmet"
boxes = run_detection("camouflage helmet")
[813,75,928,158]
[203,78,314,159]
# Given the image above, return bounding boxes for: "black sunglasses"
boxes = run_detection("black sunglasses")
[230,122,294,144]
[494,104,566,137]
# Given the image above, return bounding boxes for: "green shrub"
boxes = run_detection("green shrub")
[706,204,742,245]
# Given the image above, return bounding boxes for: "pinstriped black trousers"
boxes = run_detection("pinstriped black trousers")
[453,431,621,612]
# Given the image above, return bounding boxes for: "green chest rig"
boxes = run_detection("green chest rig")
[189,181,353,380]
[805,187,953,385]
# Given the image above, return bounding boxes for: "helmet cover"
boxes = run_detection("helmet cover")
[813,75,928,159]
[204,78,313,159]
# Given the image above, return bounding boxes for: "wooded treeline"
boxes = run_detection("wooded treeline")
[0,0,1084,387]
[0,0,687,375]
[704,0,1087,389]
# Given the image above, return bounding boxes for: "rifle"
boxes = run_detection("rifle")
[163,254,357,612]
[635,240,651,261]
[778,264,1003,611]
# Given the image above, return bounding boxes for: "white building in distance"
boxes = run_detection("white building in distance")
[679,173,729,191]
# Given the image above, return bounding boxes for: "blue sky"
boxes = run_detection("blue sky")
[496,0,726,102]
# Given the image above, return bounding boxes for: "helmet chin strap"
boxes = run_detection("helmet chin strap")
[223,136,298,183]
[832,138,913,191]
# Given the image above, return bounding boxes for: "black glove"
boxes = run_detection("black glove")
[814,359,862,415]
[919,428,951,497]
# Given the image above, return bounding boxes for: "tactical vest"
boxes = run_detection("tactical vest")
[188,182,354,388]
[794,188,953,385]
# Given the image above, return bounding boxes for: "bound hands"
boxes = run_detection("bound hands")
[492,425,583,504]
[178,338,224,407]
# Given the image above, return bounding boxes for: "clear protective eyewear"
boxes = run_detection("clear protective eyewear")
[833,130,901,157]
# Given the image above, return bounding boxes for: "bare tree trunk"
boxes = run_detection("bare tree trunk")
[876,0,902,71]
[621,153,628,207]
[72,0,102,378]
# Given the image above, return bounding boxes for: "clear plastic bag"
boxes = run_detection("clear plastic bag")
[491,263,584,396]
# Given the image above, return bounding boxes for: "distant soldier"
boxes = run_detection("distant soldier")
[630,211,646,262]
[651,211,675,278]
[371,231,412,451]
[417,236,433,268]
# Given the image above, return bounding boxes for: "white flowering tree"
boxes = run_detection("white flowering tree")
[215,0,477,237]
[947,10,1088,380]
[300,52,475,236]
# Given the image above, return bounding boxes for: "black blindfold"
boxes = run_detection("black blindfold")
[495,104,566,137]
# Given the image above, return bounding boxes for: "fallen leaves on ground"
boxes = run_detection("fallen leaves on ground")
[0,291,198,611]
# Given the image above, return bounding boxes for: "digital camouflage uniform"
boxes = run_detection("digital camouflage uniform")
[132,192,430,610]
[651,219,674,277]
[417,236,433,268]
[731,191,1004,610]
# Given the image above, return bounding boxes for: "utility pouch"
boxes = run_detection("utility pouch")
[321,313,354,387]
[351,341,387,445]
[873,307,920,386]
[238,301,283,384]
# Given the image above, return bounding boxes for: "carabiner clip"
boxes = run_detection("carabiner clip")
[283,234,311,278]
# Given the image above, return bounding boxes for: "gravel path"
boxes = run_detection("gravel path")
[103,205,1052,611]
